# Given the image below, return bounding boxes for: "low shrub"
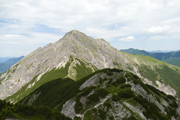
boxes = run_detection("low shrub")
[107,71,114,76]
[109,116,114,120]
[74,116,81,120]
[104,102,112,109]
[86,93,100,105]
[99,109,106,119]
[112,95,120,102]
[97,89,109,98]
[112,81,118,86]
[86,89,109,105]
[107,78,113,84]
[74,99,83,113]
[118,88,135,98]
[120,84,131,89]
[116,77,126,84]
[80,86,96,96]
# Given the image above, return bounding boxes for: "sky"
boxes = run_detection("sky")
[0,0,180,57]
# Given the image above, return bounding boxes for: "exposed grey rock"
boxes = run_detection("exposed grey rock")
[123,102,147,120]
[111,101,131,119]
[156,80,176,96]
[79,74,98,91]
[61,98,76,119]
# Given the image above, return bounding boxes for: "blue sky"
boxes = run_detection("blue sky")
[0,0,180,57]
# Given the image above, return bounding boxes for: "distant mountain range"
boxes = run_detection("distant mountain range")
[0,30,180,119]
[120,48,180,66]
[148,49,180,53]
[0,56,24,74]
[0,57,11,63]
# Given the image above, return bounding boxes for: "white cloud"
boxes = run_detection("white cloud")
[1,0,178,35]
[146,26,171,34]
[0,0,180,56]
[147,36,168,41]
[119,36,134,42]
[3,34,22,37]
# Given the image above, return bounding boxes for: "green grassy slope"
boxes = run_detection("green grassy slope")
[121,52,180,98]
[163,57,180,66]
[6,57,97,103]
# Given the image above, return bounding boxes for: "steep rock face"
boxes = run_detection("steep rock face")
[0,30,180,100]
[19,69,180,120]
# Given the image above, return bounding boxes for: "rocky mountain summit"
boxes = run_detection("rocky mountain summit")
[0,30,180,101]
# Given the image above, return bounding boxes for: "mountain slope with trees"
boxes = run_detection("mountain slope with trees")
[18,69,180,120]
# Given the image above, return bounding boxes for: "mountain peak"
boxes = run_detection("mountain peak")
[65,29,80,35]
[1,30,180,101]
[58,30,90,43]
[70,29,81,33]
[65,29,85,36]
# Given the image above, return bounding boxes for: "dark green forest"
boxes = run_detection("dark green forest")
[0,100,71,120]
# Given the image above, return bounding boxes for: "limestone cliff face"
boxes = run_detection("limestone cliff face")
[0,30,179,100]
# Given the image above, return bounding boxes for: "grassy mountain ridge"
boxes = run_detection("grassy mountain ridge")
[121,48,180,66]
[18,69,180,120]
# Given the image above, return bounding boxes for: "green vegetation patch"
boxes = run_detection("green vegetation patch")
[117,88,135,99]
[138,64,158,84]
[104,101,112,110]
[0,100,71,120]
[83,108,98,120]
[74,96,83,114]
[73,58,96,80]
[98,109,107,119]
[134,96,169,120]
[86,89,109,105]
[79,86,96,96]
